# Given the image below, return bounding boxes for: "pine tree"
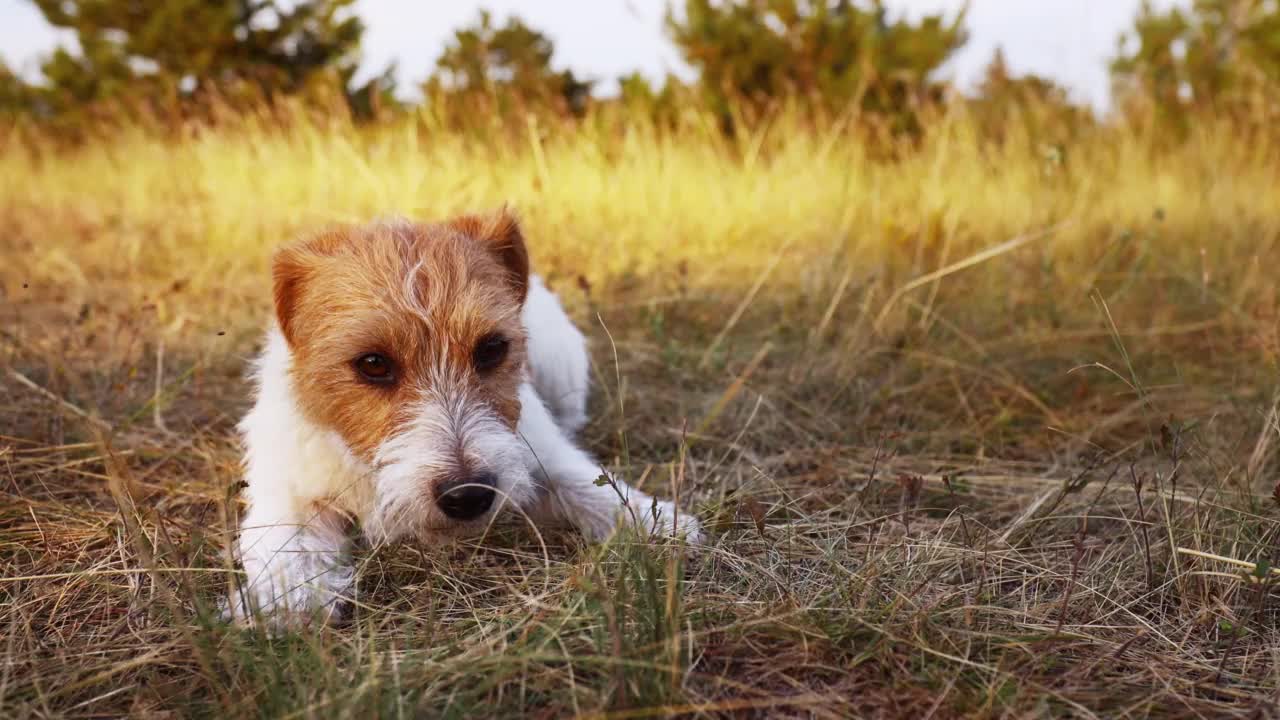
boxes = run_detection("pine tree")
[970,48,1086,148]
[23,0,368,123]
[424,10,593,123]
[1112,0,1280,126]
[666,0,967,131]
[1,61,30,112]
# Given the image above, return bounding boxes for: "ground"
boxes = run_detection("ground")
[1,115,1279,718]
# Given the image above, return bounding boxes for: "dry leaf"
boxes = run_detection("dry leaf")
[739,498,767,539]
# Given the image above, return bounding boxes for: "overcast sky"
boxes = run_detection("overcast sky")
[0,0,1186,112]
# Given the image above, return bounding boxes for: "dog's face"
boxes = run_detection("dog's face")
[272,211,534,541]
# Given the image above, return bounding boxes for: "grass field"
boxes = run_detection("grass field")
[2,110,1280,717]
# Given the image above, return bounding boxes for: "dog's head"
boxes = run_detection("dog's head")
[272,209,534,541]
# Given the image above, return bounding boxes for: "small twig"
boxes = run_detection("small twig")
[5,368,113,431]
[1130,464,1155,592]
[595,471,642,534]
[1003,455,1107,546]
[693,341,772,439]
[153,340,172,435]
[672,419,687,541]
[1054,527,1088,638]
[896,473,924,536]
[1054,468,1104,637]
[28,506,47,547]
[808,265,854,346]
[998,488,1054,545]
[1175,547,1280,577]
[1077,629,1148,679]
[861,431,898,498]
[873,221,1070,333]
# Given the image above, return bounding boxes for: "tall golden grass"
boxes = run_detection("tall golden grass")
[4,106,1277,350]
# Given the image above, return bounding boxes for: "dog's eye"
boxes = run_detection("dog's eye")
[473,334,509,372]
[354,353,395,385]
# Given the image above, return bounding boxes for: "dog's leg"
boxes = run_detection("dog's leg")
[231,493,355,626]
[522,276,590,434]
[229,330,358,626]
[517,384,702,542]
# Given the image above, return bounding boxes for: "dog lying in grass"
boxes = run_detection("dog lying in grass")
[227,209,702,626]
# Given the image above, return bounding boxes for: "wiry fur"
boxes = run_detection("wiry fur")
[231,210,701,626]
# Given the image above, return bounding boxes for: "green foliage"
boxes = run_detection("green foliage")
[34,0,364,94]
[1112,0,1280,129]
[968,48,1090,146]
[343,62,402,122]
[14,0,1280,143]
[11,0,373,131]
[666,0,968,131]
[0,61,36,118]
[616,71,688,126]
[424,10,593,128]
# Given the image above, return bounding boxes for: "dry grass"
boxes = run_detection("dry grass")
[2,109,1280,718]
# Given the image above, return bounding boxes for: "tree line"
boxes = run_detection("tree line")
[2,0,1278,138]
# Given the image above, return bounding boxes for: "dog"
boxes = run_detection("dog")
[230,209,702,625]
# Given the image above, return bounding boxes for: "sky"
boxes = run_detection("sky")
[0,0,1187,113]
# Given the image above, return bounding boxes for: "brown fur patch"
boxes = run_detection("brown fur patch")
[444,207,530,302]
[271,212,531,462]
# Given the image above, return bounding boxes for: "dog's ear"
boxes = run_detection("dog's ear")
[271,230,346,347]
[446,207,530,303]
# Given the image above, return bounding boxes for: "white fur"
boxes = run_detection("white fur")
[524,276,590,434]
[365,368,535,543]
[231,274,701,626]
[232,331,366,624]
[516,382,702,542]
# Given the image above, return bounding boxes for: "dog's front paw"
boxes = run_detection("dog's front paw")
[634,498,704,545]
[222,583,351,630]
[225,552,354,630]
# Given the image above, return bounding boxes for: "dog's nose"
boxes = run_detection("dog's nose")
[435,472,497,521]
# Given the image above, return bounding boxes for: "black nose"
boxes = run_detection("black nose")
[436,472,497,521]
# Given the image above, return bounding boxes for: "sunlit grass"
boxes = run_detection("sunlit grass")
[2,108,1279,717]
[4,109,1277,332]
